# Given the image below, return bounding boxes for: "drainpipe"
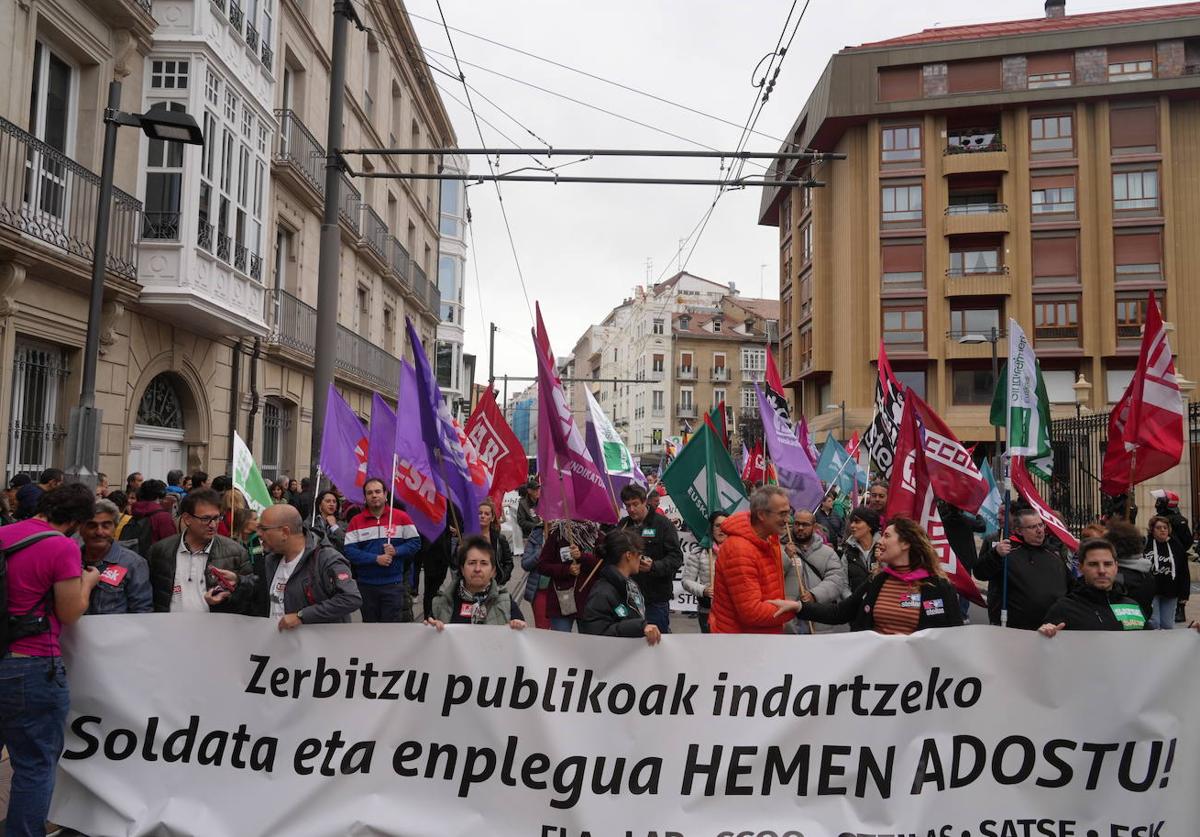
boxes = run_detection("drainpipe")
[227,338,243,471]
[246,336,263,452]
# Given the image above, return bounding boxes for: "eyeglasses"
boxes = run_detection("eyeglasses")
[256,524,286,534]
[188,514,221,525]
[1020,523,1046,531]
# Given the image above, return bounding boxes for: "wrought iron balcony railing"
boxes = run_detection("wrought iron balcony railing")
[274,110,325,196]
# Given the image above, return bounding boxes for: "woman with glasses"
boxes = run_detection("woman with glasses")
[146,488,255,613]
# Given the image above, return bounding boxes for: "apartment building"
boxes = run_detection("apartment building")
[263,0,449,480]
[436,153,468,409]
[0,0,448,484]
[762,0,1200,454]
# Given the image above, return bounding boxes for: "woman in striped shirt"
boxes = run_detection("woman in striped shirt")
[772,516,962,635]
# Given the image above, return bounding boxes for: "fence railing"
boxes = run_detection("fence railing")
[274,110,324,196]
[273,290,399,394]
[338,172,360,234]
[362,206,387,263]
[389,235,410,288]
[0,116,141,281]
[274,290,316,355]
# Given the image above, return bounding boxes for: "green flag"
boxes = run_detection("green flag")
[232,431,274,512]
[661,420,748,547]
[989,320,1054,481]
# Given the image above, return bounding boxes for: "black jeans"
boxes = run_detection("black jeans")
[360,582,413,623]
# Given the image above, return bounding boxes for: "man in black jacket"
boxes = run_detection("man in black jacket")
[973,508,1072,630]
[617,483,683,633]
[1039,539,1148,634]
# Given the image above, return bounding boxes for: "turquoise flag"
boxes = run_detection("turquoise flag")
[815,432,868,496]
[979,459,1003,536]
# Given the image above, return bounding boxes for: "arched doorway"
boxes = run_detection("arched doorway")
[128,373,186,481]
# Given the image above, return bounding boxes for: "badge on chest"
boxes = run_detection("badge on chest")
[99,564,128,586]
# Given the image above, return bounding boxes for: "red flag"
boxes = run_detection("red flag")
[907,390,989,514]
[1010,457,1079,552]
[1101,293,1184,494]
[465,387,528,504]
[741,441,766,484]
[766,347,785,395]
[887,398,986,606]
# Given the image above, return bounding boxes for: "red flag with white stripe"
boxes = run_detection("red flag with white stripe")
[1010,457,1079,552]
[1101,293,1184,493]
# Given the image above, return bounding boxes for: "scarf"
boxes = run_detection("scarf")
[456,578,491,624]
[881,565,930,583]
[548,519,600,555]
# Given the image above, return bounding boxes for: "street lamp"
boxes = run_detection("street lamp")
[956,326,1004,483]
[824,401,846,441]
[64,80,204,486]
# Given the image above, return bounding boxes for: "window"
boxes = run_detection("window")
[241,107,253,139]
[713,388,726,408]
[1031,114,1073,154]
[1027,52,1073,89]
[356,285,370,331]
[652,318,664,335]
[143,102,186,240]
[363,32,379,119]
[882,301,925,348]
[713,353,726,372]
[390,82,404,150]
[800,223,813,264]
[881,183,922,224]
[1116,291,1164,344]
[150,59,189,89]
[798,272,812,319]
[652,354,664,374]
[224,88,238,122]
[1033,295,1080,346]
[1108,45,1155,81]
[741,387,757,410]
[878,66,921,102]
[27,42,74,222]
[205,69,220,106]
[881,125,921,163]
[949,245,1001,276]
[435,341,454,389]
[1110,104,1158,154]
[881,240,924,290]
[780,195,791,233]
[951,368,996,405]
[679,352,694,373]
[1031,173,1076,216]
[261,399,293,484]
[1042,370,1077,404]
[950,305,1001,336]
[799,327,812,370]
[893,369,926,400]
[1032,234,1079,285]
[652,390,664,412]
[1114,230,1163,283]
[947,58,1002,94]
[741,347,766,372]
[712,318,722,333]
[273,226,297,295]
[1112,169,1159,212]
[679,316,690,330]
[1107,368,1134,404]
[7,339,68,479]
[678,388,694,409]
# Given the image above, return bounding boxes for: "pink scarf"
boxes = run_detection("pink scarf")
[881,565,930,583]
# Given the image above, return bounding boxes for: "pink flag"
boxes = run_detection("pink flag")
[534,304,618,523]
[797,414,820,468]
[1011,457,1079,552]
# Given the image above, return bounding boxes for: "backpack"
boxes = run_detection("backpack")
[119,514,156,559]
[0,530,67,654]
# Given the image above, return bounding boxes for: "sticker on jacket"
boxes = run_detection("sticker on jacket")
[98,565,128,586]
[900,593,922,609]
[1110,603,1146,630]
[641,528,656,537]
[922,598,945,616]
[614,604,629,617]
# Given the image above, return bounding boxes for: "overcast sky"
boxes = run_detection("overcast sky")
[408,0,1193,389]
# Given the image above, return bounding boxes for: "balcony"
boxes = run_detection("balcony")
[677,365,697,381]
[943,129,1008,176]
[651,407,665,418]
[229,0,244,34]
[944,264,1011,296]
[142,211,181,242]
[944,204,1010,236]
[273,110,324,201]
[245,22,260,53]
[362,206,388,267]
[338,172,360,235]
[0,116,140,281]
[271,290,400,394]
[742,369,765,383]
[261,43,274,72]
[676,404,698,419]
[711,367,730,382]
[389,234,411,289]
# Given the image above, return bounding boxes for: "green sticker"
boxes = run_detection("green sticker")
[642,528,656,537]
[614,604,629,617]
[1110,603,1146,631]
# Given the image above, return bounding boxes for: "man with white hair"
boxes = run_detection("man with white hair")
[81,498,153,615]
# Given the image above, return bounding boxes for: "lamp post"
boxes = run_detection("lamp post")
[824,400,846,441]
[64,80,204,486]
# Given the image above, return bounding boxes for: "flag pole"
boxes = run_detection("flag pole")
[310,467,323,528]
[1000,455,1012,629]
[1126,447,1138,521]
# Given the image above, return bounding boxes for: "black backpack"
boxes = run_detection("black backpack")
[0,530,67,654]
[119,514,156,559]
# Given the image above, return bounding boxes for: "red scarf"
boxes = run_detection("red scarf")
[881,565,930,583]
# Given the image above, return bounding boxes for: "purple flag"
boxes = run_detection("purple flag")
[404,318,484,534]
[756,383,825,511]
[392,362,452,541]
[797,414,820,468]
[534,324,618,524]
[318,384,368,504]
[368,394,396,488]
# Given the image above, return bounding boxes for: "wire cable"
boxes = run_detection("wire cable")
[408,10,785,144]
[435,0,534,323]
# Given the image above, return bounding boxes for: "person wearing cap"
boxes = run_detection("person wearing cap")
[517,478,542,539]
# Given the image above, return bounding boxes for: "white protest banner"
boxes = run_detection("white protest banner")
[54,615,1198,837]
[670,531,702,613]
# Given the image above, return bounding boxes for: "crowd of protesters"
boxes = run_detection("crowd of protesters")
[2,462,1200,835]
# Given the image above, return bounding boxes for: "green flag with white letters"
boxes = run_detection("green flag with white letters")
[661,421,748,547]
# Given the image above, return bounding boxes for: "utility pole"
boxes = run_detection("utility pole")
[309,0,361,479]
[488,321,496,383]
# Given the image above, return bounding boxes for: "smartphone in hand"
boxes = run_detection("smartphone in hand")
[208,566,235,592]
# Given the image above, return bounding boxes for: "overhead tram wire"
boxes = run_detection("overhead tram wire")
[407,11,784,144]
[435,0,533,323]
[420,47,770,173]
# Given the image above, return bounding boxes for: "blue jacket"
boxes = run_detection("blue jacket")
[85,542,153,615]
[343,509,421,586]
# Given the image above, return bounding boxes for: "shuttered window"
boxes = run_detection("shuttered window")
[1114,230,1163,282]
[878,66,922,102]
[1031,172,1076,216]
[1032,234,1079,284]
[881,241,924,289]
[1108,44,1155,80]
[1027,52,1073,88]
[947,59,1002,94]
[1110,105,1158,153]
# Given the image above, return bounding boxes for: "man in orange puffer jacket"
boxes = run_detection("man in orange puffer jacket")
[710,486,797,634]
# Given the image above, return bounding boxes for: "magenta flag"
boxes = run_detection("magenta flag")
[318,384,368,504]
[756,383,825,511]
[797,414,820,468]
[534,305,618,524]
